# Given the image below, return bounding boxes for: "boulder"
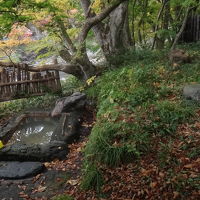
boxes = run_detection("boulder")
[0,161,44,179]
[0,141,67,162]
[51,92,86,117]
[183,84,200,101]
[169,49,191,66]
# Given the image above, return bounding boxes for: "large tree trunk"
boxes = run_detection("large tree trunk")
[57,0,129,79]
[106,2,132,57]
[81,0,132,65]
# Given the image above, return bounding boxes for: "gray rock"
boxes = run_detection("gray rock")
[0,141,67,162]
[51,111,81,143]
[51,92,86,117]
[0,161,44,179]
[183,84,200,101]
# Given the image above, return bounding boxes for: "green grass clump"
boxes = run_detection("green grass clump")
[142,100,195,135]
[82,44,200,191]
[81,162,104,192]
[52,195,74,200]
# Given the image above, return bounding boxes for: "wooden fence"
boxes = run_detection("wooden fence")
[0,66,62,102]
[180,12,200,43]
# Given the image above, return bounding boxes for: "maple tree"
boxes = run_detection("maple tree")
[0,0,199,80]
[0,0,131,80]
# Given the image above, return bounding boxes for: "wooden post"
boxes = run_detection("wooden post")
[55,70,61,92]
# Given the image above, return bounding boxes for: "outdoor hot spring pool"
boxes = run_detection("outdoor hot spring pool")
[0,110,80,162]
[9,117,58,145]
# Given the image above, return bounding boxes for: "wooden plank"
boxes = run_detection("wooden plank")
[1,68,6,97]
[0,77,60,87]
[24,66,28,94]
[0,68,62,102]
[55,70,61,91]
[16,67,21,93]
[6,70,11,95]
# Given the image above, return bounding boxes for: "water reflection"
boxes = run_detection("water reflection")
[10,118,57,145]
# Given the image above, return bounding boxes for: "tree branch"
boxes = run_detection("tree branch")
[151,0,169,50]
[170,7,191,50]
[0,10,16,14]
[79,0,128,44]
[56,20,77,53]
[0,48,15,65]
[80,0,108,52]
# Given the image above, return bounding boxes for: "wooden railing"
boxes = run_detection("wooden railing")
[180,12,200,42]
[0,66,62,102]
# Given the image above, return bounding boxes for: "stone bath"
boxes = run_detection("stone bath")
[0,110,81,162]
[9,115,58,145]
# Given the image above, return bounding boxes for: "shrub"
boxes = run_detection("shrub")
[0,93,58,120]
[61,75,82,96]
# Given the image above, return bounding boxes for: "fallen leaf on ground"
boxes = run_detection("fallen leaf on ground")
[32,186,47,194]
[67,179,79,186]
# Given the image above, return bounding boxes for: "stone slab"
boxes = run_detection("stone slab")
[0,161,44,179]
[183,84,200,101]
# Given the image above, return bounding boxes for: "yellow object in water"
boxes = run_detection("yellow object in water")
[0,140,4,149]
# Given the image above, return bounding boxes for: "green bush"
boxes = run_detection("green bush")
[0,93,58,120]
[84,120,141,167]
[61,75,82,96]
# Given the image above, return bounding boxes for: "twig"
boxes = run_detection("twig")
[0,48,16,66]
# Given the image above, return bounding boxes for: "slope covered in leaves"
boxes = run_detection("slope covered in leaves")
[78,43,200,199]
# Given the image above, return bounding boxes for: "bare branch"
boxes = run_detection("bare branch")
[171,7,191,50]
[80,0,94,18]
[0,48,15,65]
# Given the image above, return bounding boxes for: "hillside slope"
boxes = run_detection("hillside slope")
[79,43,200,199]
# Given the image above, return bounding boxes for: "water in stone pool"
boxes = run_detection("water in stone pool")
[10,118,58,145]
